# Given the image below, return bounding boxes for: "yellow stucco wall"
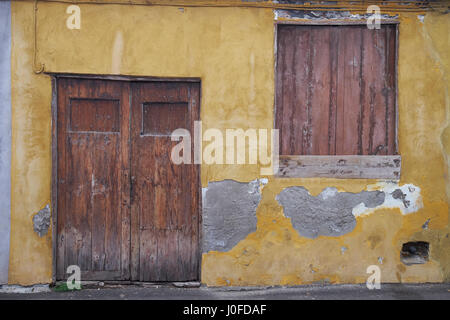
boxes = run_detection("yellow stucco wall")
[9,1,449,285]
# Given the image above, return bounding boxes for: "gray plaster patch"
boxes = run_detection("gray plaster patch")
[202,180,261,252]
[276,187,385,239]
[32,205,51,237]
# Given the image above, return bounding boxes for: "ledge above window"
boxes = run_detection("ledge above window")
[276,155,401,180]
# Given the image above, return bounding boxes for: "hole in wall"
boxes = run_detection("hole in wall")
[400,241,429,265]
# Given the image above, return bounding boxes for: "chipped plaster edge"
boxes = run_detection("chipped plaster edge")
[0,284,51,294]
[202,179,263,252]
[353,182,423,216]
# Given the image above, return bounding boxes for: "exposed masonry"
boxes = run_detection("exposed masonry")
[274,9,398,21]
[32,205,51,237]
[276,187,385,239]
[353,183,423,216]
[202,180,262,252]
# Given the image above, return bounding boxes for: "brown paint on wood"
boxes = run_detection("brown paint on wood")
[310,26,331,155]
[57,78,126,280]
[130,82,200,282]
[142,102,189,136]
[385,26,397,155]
[70,98,120,133]
[328,27,339,155]
[56,78,200,282]
[276,25,397,156]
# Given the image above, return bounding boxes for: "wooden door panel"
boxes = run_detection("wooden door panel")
[56,78,130,281]
[130,82,200,282]
[56,78,199,282]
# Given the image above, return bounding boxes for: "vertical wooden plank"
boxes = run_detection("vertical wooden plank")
[310,26,332,155]
[189,82,201,280]
[130,83,141,281]
[92,133,121,271]
[328,27,339,155]
[294,26,311,155]
[277,26,296,155]
[370,27,388,155]
[91,135,106,271]
[340,26,363,155]
[120,82,131,280]
[361,27,374,155]
[65,132,93,271]
[304,26,313,154]
[335,26,346,155]
[385,25,397,155]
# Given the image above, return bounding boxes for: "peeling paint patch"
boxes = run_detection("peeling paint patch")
[353,183,423,216]
[422,218,430,230]
[32,205,51,237]
[202,180,261,252]
[276,187,385,239]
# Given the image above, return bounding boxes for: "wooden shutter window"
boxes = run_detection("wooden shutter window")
[275,24,400,179]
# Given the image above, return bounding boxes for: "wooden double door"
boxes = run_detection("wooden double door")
[55,78,200,282]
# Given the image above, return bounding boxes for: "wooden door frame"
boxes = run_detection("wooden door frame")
[49,73,202,283]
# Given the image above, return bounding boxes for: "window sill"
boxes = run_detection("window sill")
[276,155,401,179]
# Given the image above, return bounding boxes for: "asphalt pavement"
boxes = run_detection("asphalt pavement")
[0,283,449,300]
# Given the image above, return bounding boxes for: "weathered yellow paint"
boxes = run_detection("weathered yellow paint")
[9,1,449,285]
[9,4,53,284]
